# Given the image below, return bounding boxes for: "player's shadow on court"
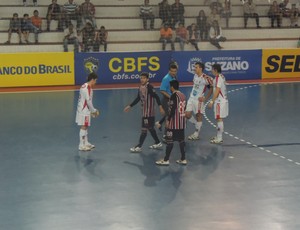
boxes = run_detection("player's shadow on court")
[187,145,225,180]
[124,153,184,188]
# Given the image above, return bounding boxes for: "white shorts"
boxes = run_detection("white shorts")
[75,112,91,126]
[214,101,229,119]
[186,98,205,115]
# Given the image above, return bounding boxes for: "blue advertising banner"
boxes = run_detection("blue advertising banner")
[75,51,172,85]
[75,50,262,85]
[172,50,262,82]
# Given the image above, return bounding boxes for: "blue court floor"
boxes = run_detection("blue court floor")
[0,82,300,230]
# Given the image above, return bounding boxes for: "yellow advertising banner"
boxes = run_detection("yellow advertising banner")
[0,52,74,87]
[262,49,300,79]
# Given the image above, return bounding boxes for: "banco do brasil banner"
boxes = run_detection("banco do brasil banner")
[75,50,261,85]
[0,52,74,87]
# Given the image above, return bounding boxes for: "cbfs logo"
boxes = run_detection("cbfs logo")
[187,57,202,74]
[84,57,99,74]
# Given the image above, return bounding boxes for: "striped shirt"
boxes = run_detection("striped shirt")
[63,1,79,14]
[130,83,161,117]
[168,90,186,130]
[140,5,153,15]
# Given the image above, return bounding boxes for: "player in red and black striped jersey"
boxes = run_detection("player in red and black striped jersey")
[156,80,187,166]
[124,72,165,153]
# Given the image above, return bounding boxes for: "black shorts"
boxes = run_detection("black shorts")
[166,129,185,142]
[142,116,155,129]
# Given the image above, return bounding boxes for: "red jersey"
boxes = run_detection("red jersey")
[168,90,186,130]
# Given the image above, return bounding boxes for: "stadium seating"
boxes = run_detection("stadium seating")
[0,0,298,53]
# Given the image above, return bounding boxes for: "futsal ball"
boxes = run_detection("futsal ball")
[92,109,100,118]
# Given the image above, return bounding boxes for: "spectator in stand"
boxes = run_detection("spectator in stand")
[171,0,185,29]
[197,10,209,41]
[297,37,300,48]
[209,20,226,49]
[208,7,221,28]
[63,0,81,30]
[21,13,39,44]
[31,10,42,44]
[80,21,95,52]
[93,25,108,52]
[175,22,188,51]
[158,0,171,26]
[21,14,31,44]
[23,0,37,6]
[222,0,232,28]
[5,13,22,44]
[210,0,223,14]
[159,23,175,50]
[140,0,155,30]
[243,0,261,28]
[46,0,63,31]
[63,23,79,52]
[268,1,282,28]
[187,23,199,50]
[279,0,291,18]
[290,4,299,27]
[81,0,97,29]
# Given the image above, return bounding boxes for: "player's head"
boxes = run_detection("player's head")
[194,62,204,75]
[169,63,178,78]
[212,63,222,76]
[140,72,149,85]
[87,72,98,86]
[170,80,179,92]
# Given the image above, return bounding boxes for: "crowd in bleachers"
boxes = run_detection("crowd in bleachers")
[1,0,300,52]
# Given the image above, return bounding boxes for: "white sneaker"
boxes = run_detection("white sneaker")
[155,159,169,166]
[188,133,200,140]
[78,145,91,151]
[210,137,223,144]
[149,142,163,149]
[176,159,187,165]
[86,142,95,149]
[130,146,142,153]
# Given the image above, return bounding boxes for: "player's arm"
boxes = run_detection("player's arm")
[167,94,177,121]
[148,85,165,115]
[124,91,140,112]
[160,78,171,99]
[208,86,220,109]
[83,87,97,113]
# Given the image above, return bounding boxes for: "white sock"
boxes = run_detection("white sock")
[79,129,86,146]
[189,115,197,125]
[217,121,224,140]
[195,121,202,136]
[84,130,89,144]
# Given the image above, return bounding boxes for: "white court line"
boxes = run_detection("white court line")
[204,84,300,167]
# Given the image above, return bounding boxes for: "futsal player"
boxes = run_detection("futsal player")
[75,72,99,151]
[208,63,229,144]
[124,72,165,153]
[156,80,187,166]
[185,62,213,140]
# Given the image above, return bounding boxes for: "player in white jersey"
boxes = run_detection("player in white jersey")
[75,72,99,151]
[185,62,213,140]
[208,63,229,144]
